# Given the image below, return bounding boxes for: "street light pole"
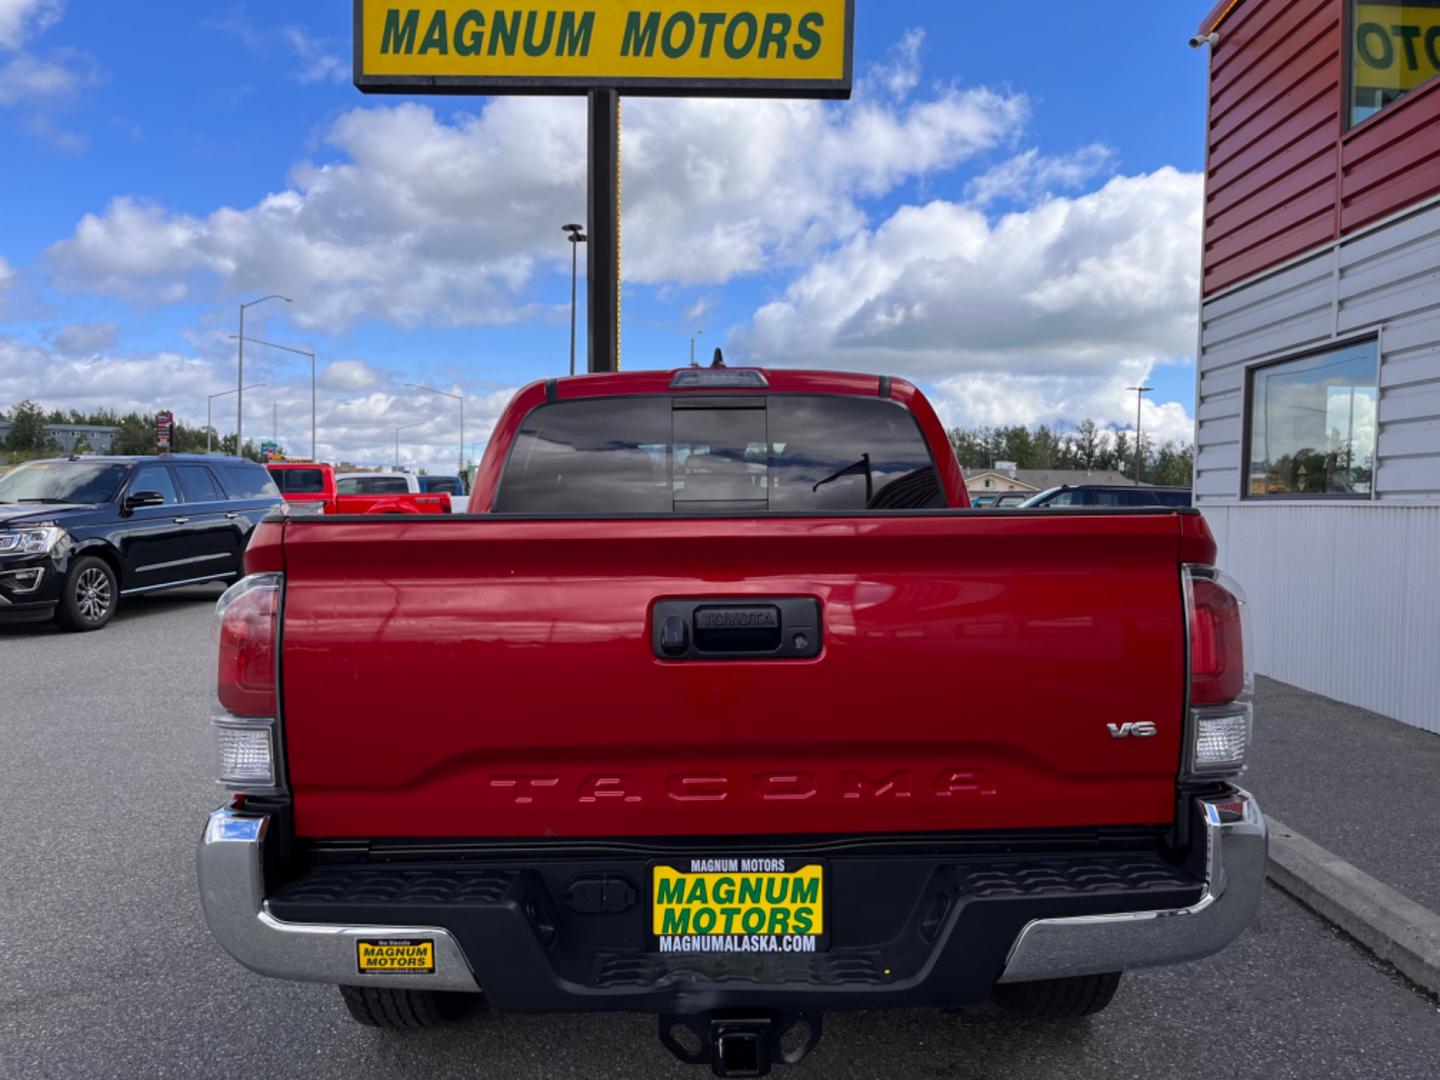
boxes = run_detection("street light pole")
[230,335,316,460]
[1126,385,1153,485]
[236,295,292,455]
[207,384,266,454]
[690,329,703,368]
[393,421,425,470]
[563,224,587,377]
[406,383,464,477]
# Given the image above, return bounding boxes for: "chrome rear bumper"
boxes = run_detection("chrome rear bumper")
[198,789,1265,996]
[197,809,482,991]
[999,788,1267,983]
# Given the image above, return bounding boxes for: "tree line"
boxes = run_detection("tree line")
[4,398,1196,488]
[0,400,263,461]
[947,419,1194,487]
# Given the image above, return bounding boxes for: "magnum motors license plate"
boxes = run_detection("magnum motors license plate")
[651,858,826,954]
[356,938,435,974]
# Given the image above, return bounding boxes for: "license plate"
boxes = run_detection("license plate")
[651,858,826,954]
[356,938,435,974]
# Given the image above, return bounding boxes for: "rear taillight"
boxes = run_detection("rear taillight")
[284,500,327,516]
[1182,565,1253,779]
[212,574,283,792]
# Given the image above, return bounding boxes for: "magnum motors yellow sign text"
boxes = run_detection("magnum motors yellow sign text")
[354,0,853,96]
[1353,2,1440,94]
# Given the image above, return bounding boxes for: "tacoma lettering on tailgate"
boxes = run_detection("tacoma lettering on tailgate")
[486,769,998,805]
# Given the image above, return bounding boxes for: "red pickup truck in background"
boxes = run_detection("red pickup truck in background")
[266,462,450,516]
[203,368,1264,1076]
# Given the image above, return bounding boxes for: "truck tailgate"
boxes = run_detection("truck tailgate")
[279,513,1188,838]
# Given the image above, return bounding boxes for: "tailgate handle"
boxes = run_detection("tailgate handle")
[652,598,821,661]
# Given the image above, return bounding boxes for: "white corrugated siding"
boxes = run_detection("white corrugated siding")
[1201,505,1440,734]
[1195,198,1440,733]
[1195,197,1440,506]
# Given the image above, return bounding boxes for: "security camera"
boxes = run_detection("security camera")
[1189,32,1219,49]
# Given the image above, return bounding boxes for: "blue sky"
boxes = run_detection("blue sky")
[0,2,1215,469]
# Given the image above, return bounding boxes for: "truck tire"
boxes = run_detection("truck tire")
[338,986,481,1029]
[54,555,118,632]
[990,972,1122,1019]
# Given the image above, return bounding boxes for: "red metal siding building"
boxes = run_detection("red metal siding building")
[1193,0,1440,735]
[1199,0,1440,293]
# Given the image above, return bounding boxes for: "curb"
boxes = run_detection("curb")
[1266,816,1440,997]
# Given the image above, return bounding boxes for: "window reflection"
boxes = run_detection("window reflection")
[495,398,672,514]
[1247,341,1378,497]
[495,395,942,514]
[766,397,942,511]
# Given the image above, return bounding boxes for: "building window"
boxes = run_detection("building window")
[1349,1,1440,126]
[1246,340,1378,498]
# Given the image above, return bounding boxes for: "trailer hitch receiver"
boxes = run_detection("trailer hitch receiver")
[659,1011,823,1076]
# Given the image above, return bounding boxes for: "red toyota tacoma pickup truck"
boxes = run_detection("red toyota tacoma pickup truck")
[199,368,1264,1076]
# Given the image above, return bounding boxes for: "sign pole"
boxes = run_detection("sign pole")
[587,87,620,374]
[353,1,855,378]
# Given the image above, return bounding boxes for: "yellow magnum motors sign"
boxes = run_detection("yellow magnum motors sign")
[356,938,436,973]
[1353,3,1440,94]
[354,0,853,97]
[651,862,825,953]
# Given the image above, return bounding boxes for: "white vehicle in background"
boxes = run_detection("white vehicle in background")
[332,472,451,515]
[333,471,468,513]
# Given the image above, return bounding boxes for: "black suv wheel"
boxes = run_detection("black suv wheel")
[338,986,482,1029]
[55,555,118,632]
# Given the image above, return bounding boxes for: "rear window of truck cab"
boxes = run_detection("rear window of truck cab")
[275,468,326,494]
[337,475,410,495]
[493,395,944,514]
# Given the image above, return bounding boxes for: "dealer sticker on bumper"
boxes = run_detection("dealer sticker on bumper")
[356,938,435,974]
[652,858,826,954]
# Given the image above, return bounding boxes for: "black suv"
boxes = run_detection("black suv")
[0,455,281,631]
[1020,484,1193,508]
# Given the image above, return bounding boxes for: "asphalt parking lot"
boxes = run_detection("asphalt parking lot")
[3,588,1439,1080]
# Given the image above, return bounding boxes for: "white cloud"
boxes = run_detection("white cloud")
[0,1,99,149]
[280,25,346,85]
[0,334,518,471]
[966,144,1114,208]
[0,0,61,51]
[0,337,220,418]
[52,320,117,354]
[47,59,1027,331]
[683,297,714,326]
[49,198,208,301]
[0,51,78,103]
[623,85,1024,285]
[867,28,926,100]
[318,359,383,392]
[0,255,16,322]
[739,168,1201,372]
[206,15,348,86]
[928,364,1198,446]
[23,29,1200,445]
[735,167,1202,440]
